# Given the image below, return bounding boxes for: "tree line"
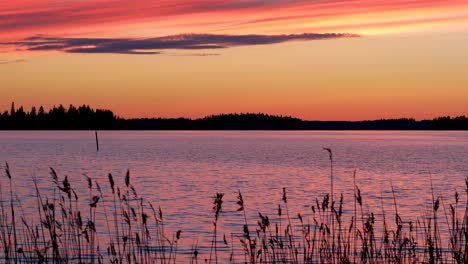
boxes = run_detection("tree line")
[0,102,467,130]
[0,103,117,129]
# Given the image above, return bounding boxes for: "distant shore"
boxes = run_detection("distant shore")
[1,103,467,130]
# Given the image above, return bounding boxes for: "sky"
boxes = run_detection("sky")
[1,0,467,120]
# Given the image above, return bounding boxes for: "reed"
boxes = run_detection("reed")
[209,192,224,264]
[1,164,468,263]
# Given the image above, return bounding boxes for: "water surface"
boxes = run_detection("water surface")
[1,131,467,260]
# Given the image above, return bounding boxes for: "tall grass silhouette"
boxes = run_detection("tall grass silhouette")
[1,160,468,263]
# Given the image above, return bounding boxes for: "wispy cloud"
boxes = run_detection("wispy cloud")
[1,33,359,55]
[0,59,26,65]
[1,0,466,41]
[167,53,221,57]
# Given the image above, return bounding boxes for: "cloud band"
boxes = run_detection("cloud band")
[1,33,359,55]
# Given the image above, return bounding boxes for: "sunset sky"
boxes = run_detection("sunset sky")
[1,0,467,120]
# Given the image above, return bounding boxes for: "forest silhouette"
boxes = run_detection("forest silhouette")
[1,102,467,130]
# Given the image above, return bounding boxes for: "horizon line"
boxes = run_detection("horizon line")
[2,102,467,123]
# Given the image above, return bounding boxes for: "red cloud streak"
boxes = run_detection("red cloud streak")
[1,0,467,41]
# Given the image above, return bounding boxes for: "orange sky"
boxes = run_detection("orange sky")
[1,0,467,120]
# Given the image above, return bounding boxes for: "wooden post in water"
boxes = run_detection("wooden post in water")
[95,131,99,151]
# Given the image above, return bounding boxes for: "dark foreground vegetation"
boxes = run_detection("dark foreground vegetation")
[1,102,468,130]
[1,158,468,263]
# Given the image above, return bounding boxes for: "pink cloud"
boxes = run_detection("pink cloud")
[0,0,466,41]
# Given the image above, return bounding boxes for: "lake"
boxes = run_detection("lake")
[1,131,467,262]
